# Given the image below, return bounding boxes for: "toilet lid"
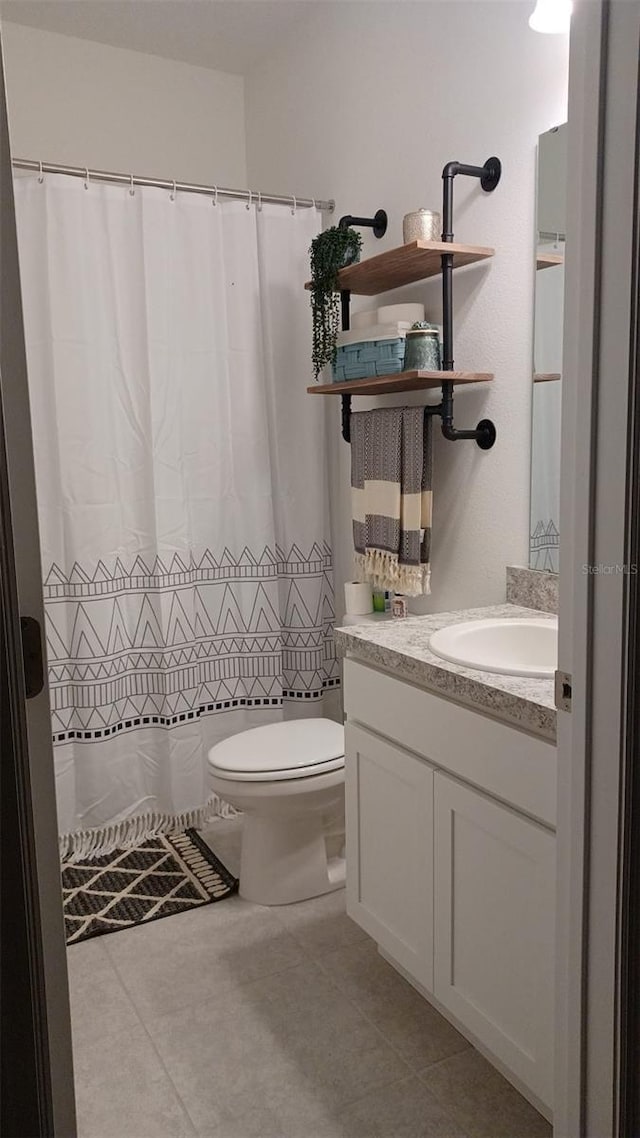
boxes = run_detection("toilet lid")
[208,718,345,779]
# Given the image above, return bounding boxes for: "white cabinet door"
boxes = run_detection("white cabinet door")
[345,723,434,990]
[433,772,556,1109]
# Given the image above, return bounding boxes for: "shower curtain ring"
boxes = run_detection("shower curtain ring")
[37,160,44,184]
[257,191,262,212]
[291,195,297,215]
[129,174,135,197]
[212,185,218,206]
[246,189,252,211]
[170,180,177,202]
[84,168,90,190]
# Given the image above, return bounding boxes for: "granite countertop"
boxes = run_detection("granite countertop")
[335,603,557,742]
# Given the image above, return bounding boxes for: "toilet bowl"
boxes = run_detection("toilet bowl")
[208,718,345,906]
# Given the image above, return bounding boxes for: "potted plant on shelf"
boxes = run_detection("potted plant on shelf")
[309,225,362,379]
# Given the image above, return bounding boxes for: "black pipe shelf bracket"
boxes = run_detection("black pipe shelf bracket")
[337,209,388,442]
[439,156,500,448]
[334,159,500,447]
[338,210,388,239]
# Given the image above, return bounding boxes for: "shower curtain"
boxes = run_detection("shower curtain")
[14,172,338,857]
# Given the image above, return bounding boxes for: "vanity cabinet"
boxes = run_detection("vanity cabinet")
[345,723,434,990]
[343,657,556,1115]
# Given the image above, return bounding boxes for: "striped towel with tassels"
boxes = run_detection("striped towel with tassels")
[350,407,432,597]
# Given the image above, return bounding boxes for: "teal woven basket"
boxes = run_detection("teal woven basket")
[332,337,405,382]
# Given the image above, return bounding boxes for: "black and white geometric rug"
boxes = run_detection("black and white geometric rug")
[62,828,238,945]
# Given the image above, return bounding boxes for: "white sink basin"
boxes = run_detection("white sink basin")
[429,617,558,678]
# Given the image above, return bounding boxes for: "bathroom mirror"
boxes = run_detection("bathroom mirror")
[529,122,566,573]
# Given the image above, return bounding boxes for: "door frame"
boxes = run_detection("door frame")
[0,26,76,1135]
[555,1,640,1133]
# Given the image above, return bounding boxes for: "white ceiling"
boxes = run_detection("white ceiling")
[0,0,320,74]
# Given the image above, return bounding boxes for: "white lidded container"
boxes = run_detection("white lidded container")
[352,303,425,329]
[336,322,412,348]
[377,303,425,325]
[351,309,378,330]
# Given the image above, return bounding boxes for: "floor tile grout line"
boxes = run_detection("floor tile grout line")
[416,1049,475,1079]
[68,937,148,1041]
[100,922,316,1024]
[137,951,366,1031]
[170,1014,416,1132]
[105,935,427,1132]
[100,920,215,1025]
[265,895,372,957]
[71,916,472,1136]
[404,1037,471,1075]
[264,905,493,1095]
[329,1069,473,1133]
[415,1056,542,1138]
[279,925,370,961]
[104,949,202,1135]
[102,912,418,1122]
[365,1064,473,1138]
[137,1014,205,1136]
[300,947,449,1102]
[97,898,470,1080]
[68,884,545,1138]
[99,943,155,1034]
[313,945,472,1079]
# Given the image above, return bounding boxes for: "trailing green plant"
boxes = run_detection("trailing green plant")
[309,226,362,379]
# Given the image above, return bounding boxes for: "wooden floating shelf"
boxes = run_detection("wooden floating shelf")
[307,370,494,397]
[304,240,494,297]
[536,253,564,270]
[533,373,561,383]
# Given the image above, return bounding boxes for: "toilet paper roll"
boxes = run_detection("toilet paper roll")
[344,581,373,616]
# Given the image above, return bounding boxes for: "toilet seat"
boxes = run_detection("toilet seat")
[208,718,345,782]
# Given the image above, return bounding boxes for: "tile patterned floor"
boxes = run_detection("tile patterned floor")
[68,819,552,1138]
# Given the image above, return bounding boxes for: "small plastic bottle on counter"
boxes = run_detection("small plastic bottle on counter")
[392,595,408,618]
[371,591,391,609]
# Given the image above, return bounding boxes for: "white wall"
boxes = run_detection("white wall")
[245,0,569,615]
[1,22,247,186]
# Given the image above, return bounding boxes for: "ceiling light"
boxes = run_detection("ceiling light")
[529,0,572,33]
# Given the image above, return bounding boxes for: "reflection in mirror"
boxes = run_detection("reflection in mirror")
[530,122,566,573]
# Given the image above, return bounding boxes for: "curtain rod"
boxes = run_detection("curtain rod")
[12,159,335,213]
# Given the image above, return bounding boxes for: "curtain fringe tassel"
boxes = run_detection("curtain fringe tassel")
[58,794,238,863]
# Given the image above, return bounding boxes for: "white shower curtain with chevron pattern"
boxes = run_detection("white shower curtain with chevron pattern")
[14,172,338,858]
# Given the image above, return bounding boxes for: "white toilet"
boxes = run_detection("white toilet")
[208,718,345,906]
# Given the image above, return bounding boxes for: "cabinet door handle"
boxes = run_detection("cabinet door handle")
[20,615,44,699]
